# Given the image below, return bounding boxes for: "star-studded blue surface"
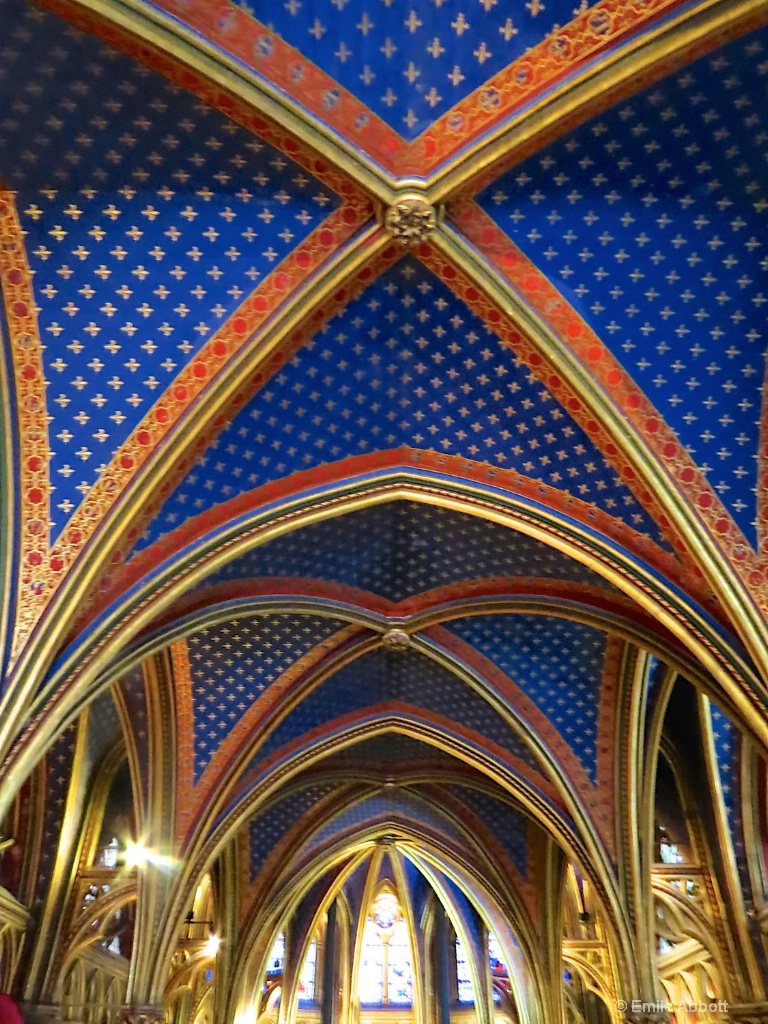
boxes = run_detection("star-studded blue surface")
[479,27,768,546]
[85,688,122,769]
[187,613,344,781]
[189,500,613,600]
[249,647,542,769]
[447,785,528,874]
[140,256,665,550]
[446,614,607,783]
[117,662,151,809]
[0,0,339,542]
[35,722,78,909]
[708,701,738,833]
[333,732,462,767]
[310,790,468,850]
[234,0,584,140]
[708,701,750,896]
[248,782,337,880]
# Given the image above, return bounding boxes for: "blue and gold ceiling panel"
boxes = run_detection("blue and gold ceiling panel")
[307,790,469,852]
[706,700,753,904]
[138,255,667,550]
[34,722,78,911]
[228,0,585,141]
[477,26,768,547]
[140,0,692,174]
[326,731,476,770]
[116,663,151,813]
[190,501,613,603]
[247,646,545,774]
[176,613,346,783]
[445,784,528,876]
[84,688,121,772]
[247,782,338,882]
[0,0,340,543]
[445,614,608,784]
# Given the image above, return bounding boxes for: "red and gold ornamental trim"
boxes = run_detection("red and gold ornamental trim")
[144,0,693,175]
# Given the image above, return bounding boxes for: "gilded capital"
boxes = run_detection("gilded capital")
[120,1007,165,1024]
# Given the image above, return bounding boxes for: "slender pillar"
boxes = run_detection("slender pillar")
[322,901,338,1024]
[434,902,452,1024]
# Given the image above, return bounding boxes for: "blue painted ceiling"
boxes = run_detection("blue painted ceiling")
[244,646,543,771]
[309,789,468,850]
[186,612,345,781]
[326,732,470,767]
[191,500,614,602]
[248,782,338,880]
[244,782,527,891]
[9,0,762,896]
[235,0,582,140]
[140,255,666,550]
[0,0,339,542]
[478,26,768,546]
[447,614,608,783]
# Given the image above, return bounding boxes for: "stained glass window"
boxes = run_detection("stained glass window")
[387,918,413,1003]
[358,886,413,1006]
[298,938,317,1001]
[359,918,385,1004]
[659,841,683,864]
[267,933,285,974]
[456,937,474,1003]
[489,932,507,974]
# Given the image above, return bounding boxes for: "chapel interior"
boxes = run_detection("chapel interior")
[1,0,768,1022]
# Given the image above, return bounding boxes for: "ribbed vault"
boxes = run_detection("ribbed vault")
[2,0,768,1021]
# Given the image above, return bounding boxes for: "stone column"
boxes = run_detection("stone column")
[434,901,452,1024]
[321,901,338,1024]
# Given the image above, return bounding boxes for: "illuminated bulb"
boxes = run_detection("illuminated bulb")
[204,933,221,958]
[123,840,149,869]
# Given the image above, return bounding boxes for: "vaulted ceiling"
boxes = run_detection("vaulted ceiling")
[2,0,768,992]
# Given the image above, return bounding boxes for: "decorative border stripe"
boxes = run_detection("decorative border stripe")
[0,195,50,661]
[145,0,692,176]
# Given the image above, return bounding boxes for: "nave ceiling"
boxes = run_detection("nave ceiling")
[2,0,768,1018]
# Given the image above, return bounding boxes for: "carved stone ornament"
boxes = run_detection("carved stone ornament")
[384,194,436,246]
[382,629,411,650]
[621,1002,672,1024]
[726,1002,768,1024]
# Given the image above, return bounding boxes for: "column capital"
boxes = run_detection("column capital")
[726,1002,768,1024]
[120,1006,165,1024]
[19,1004,68,1024]
[620,999,672,1024]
